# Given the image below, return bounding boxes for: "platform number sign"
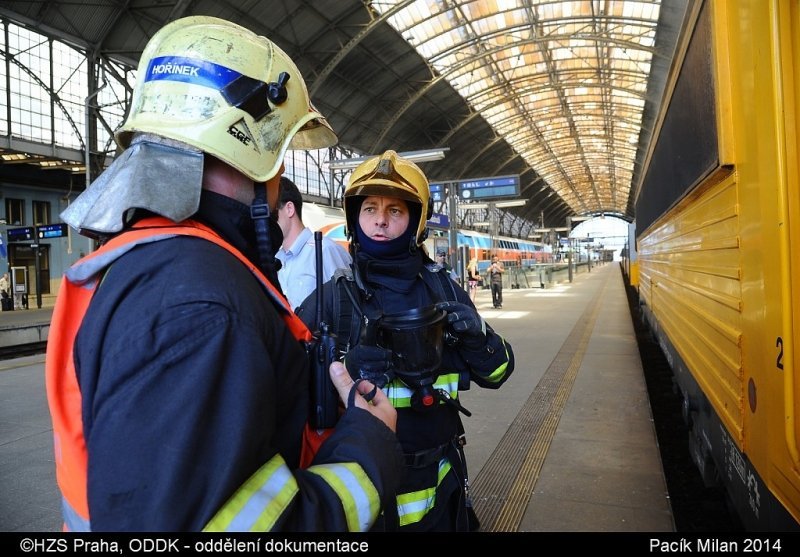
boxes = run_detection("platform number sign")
[429,183,445,202]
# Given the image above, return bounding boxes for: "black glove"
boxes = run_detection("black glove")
[344,344,394,388]
[435,301,487,350]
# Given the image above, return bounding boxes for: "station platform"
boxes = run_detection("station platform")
[0,305,52,349]
[0,262,674,532]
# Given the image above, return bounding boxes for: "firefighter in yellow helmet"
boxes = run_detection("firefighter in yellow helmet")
[296,150,515,531]
[46,16,402,532]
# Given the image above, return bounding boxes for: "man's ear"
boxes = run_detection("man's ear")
[284,201,296,218]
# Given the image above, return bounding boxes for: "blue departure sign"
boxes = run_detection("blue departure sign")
[7,226,34,242]
[457,175,520,200]
[36,223,68,239]
[429,183,445,202]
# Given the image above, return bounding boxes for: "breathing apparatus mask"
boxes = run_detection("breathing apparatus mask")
[349,304,471,415]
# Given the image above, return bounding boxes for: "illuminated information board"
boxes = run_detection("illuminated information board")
[7,226,34,242]
[37,223,68,239]
[429,175,520,202]
[457,175,520,200]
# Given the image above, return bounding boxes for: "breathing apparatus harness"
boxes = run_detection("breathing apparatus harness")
[337,259,480,532]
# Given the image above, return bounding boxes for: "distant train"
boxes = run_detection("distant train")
[625,0,799,529]
[302,202,552,275]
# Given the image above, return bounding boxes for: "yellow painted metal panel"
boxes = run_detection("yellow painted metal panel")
[712,0,736,164]
[639,0,800,525]
[629,261,640,287]
[639,171,745,441]
[770,0,800,520]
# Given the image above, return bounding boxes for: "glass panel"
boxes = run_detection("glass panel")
[373,0,662,217]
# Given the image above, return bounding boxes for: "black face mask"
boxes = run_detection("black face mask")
[374,305,470,416]
[376,305,447,384]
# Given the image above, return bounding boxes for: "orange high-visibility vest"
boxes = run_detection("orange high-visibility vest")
[45,217,318,531]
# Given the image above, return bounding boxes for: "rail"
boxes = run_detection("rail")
[0,340,47,361]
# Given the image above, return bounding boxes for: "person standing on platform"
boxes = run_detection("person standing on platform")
[466,257,480,302]
[275,176,352,310]
[45,16,401,532]
[0,272,9,298]
[296,150,515,531]
[0,272,11,312]
[489,255,505,308]
[436,251,460,284]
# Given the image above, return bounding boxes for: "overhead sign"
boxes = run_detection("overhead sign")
[457,175,520,201]
[7,226,34,242]
[37,223,68,239]
[429,183,445,202]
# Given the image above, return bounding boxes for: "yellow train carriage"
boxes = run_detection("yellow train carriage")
[635,0,799,529]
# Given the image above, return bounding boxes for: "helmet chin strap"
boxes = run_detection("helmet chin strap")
[251,182,283,290]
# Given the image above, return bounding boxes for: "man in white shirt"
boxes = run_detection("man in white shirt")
[275,177,352,309]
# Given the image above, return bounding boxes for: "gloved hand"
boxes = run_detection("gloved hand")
[435,301,487,350]
[344,344,394,388]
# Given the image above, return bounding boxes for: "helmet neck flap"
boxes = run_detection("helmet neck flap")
[61,134,203,237]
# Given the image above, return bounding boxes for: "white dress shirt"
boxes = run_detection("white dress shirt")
[276,227,352,310]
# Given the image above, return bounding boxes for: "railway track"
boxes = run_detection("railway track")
[624,282,743,532]
[0,341,47,361]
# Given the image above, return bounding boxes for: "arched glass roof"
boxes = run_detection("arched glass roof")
[1,0,683,232]
[372,0,662,217]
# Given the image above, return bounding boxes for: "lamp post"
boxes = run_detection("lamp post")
[448,183,459,277]
[489,202,497,255]
[566,216,574,283]
[586,242,592,272]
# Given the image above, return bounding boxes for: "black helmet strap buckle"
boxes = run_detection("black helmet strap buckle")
[221,71,291,121]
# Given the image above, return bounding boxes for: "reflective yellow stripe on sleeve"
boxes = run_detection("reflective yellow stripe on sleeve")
[306,462,380,532]
[203,454,298,532]
[483,339,511,383]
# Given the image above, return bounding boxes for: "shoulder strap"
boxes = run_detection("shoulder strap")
[422,263,460,302]
[329,265,458,353]
[331,268,362,354]
[127,217,312,342]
